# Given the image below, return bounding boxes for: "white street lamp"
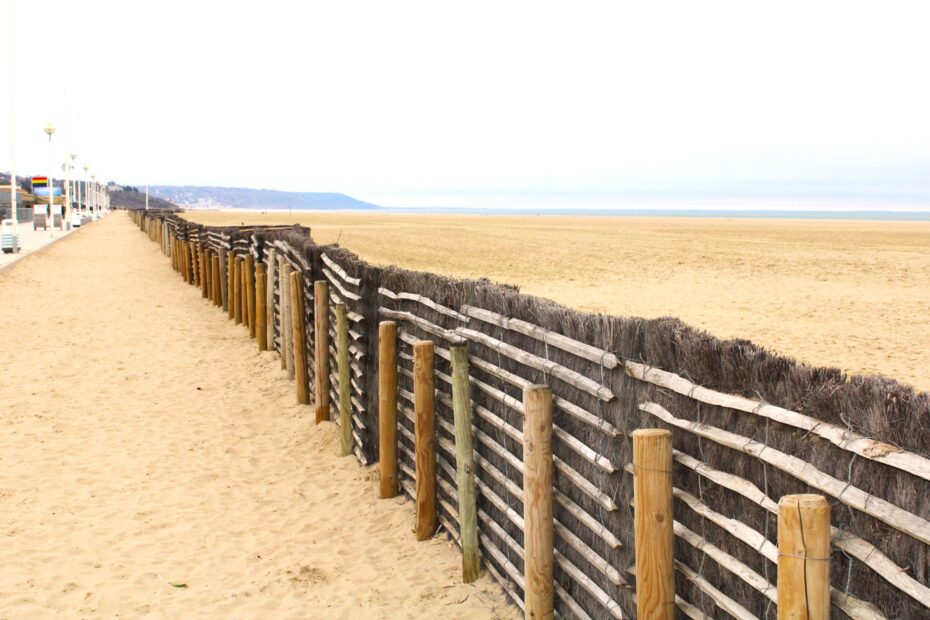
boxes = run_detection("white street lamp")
[67,151,76,228]
[82,163,89,214]
[43,122,55,234]
[7,0,17,230]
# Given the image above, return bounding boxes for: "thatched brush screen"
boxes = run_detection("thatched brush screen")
[132,210,930,620]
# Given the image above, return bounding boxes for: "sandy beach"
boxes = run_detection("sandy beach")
[189,211,930,392]
[0,215,518,619]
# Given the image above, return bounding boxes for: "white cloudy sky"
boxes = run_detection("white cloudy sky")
[2,0,929,208]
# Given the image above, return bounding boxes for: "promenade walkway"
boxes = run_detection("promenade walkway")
[0,221,77,271]
[0,214,516,619]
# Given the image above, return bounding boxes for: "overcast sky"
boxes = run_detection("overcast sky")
[2,0,929,209]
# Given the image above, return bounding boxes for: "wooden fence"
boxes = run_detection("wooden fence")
[131,210,930,619]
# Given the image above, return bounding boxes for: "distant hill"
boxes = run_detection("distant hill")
[109,186,179,210]
[148,186,382,211]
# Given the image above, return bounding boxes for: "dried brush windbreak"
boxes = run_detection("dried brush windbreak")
[134,210,930,620]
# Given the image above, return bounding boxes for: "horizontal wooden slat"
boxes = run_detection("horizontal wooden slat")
[641,401,930,547]
[627,360,930,483]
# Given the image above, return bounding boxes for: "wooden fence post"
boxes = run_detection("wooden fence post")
[378,321,398,499]
[192,243,198,286]
[233,258,243,325]
[413,340,436,541]
[200,245,208,299]
[245,255,256,338]
[278,260,289,369]
[336,303,352,456]
[313,280,330,424]
[206,249,213,300]
[240,260,248,329]
[777,495,831,620]
[289,271,311,405]
[187,241,194,284]
[191,241,200,287]
[190,242,196,285]
[523,384,553,619]
[450,343,479,583]
[265,254,275,351]
[633,428,675,620]
[223,251,235,319]
[256,263,268,351]
[185,241,191,283]
[212,254,221,307]
[282,264,294,376]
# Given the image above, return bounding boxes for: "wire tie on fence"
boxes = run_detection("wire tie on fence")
[833,454,859,505]
[630,463,673,475]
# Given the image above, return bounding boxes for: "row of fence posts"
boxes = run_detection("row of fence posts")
[159,222,832,620]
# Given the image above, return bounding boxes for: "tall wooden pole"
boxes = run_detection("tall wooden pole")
[245,255,256,338]
[450,343,479,583]
[777,494,831,620]
[523,384,553,619]
[378,321,398,499]
[633,428,675,620]
[336,303,352,456]
[256,263,268,351]
[289,271,310,405]
[226,251,235,319]
[313,280,330,424]
[413,340,436,541]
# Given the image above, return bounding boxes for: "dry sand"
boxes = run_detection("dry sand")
[0,215,519,619]
[190,211,930,392]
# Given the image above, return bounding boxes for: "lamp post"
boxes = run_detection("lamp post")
[91,173,96,219]
[67,151,76,227]
[82,163,89,214]
[7,0,17,229]
[44,122,55,234]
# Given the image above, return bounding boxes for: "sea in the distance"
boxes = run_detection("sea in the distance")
[376,207,930,221]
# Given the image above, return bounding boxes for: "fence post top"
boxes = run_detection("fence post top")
[633,428,671,439]
[379,320,397,328]
[413,339,434,350]
[779,494,829,510]
[524,383,551,393]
